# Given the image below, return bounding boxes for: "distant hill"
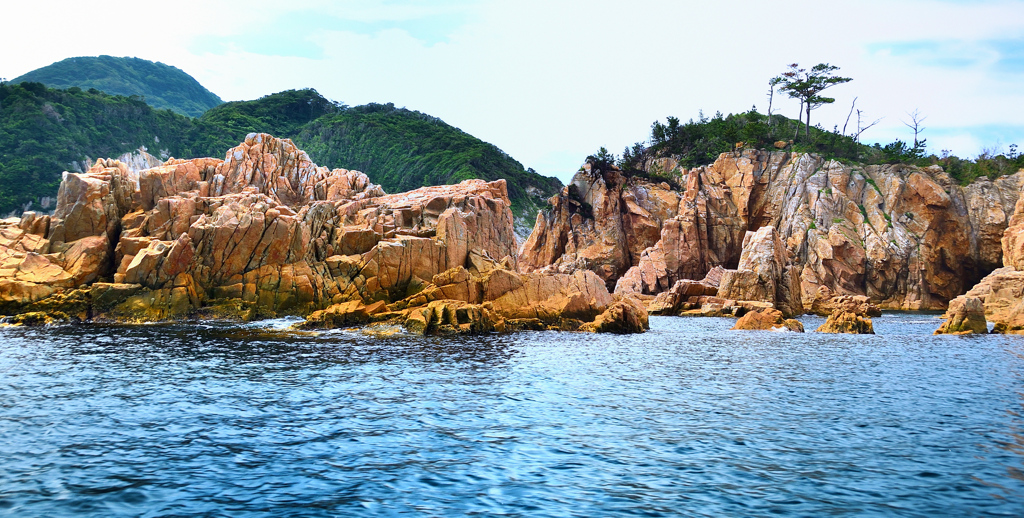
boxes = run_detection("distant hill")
[0,84,561,218]
[12,56,223,117]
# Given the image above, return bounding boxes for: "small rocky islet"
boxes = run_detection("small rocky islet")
[1,134,1022,335]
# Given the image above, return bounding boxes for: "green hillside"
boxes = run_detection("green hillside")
[0,83,561,216]
[12,56,223,118]
[295,102,562,215]
[0,82,193,213]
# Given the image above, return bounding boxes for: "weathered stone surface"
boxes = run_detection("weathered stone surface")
[521,152,1024,312]
[2,310,71,326]
[297,300,387,329]
[935,296,988,335]
[1002,182,1024,271]
[953,177,1024,333]
[816,310,875,334]
[519,160,681,290]
[731,308,804,332]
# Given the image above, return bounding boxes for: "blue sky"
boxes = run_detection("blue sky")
[4,0,1024,183]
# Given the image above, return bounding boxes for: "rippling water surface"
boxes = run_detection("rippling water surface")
[1,313,1023,516]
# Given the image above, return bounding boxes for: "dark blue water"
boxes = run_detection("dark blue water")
[1,313,1023,517]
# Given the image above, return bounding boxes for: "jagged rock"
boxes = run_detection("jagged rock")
[816,310,875,334]
[731,308,804,332]
[718,226,803,317]
[519,159,681,289]
[297,300,388,329]
[647,277,720,315]
[1002,183,1024,270]
[520,151,1024,311]
[403,299,504,335]
[935,296,988,335]
[956,178,1024,332]
[0,134,644,333]
[580,297,650,333]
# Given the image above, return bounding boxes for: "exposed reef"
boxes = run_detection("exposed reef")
[0,134,646,334]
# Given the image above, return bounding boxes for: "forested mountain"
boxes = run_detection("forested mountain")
[0,82,192,213]
[12,56,223,118]
[0,83,561,217]
[295,102,562,211]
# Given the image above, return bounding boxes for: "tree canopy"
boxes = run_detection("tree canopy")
[776,63,852,139]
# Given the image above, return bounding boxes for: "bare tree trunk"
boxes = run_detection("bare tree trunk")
[793,101,803,141]
[843,97,857,136]
[805,103,812,139]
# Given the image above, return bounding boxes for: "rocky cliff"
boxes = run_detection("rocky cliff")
[520,151,1024,311]
[938,178,1024,333]
[0,134,644,333]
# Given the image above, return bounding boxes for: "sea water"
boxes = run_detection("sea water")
[1,313,1022,516]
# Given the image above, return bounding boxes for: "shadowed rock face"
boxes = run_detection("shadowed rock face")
[941,179,1024,334]
[0,134,645,333]
[520,151,1024,311]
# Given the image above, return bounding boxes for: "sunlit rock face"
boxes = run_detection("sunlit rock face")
[520,151,1024,311]
[0,134,644,333]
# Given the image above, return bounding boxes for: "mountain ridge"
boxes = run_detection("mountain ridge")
[12,56,223,118]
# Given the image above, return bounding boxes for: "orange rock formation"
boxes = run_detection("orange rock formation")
[0,134,646,334]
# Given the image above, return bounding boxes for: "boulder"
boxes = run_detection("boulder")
[807,286,881,317]
[402,299,504,335]
[297,300,388,329]
[816,310,875,334]
[647,277,719,315]
[581,297,650,333]
[935,296,988,335]
[731,308,804,332]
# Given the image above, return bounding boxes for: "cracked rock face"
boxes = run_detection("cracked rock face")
[519,152,1024,311]
[0,134,644,333]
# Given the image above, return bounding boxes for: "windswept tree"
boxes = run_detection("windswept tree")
[776,63,852,140]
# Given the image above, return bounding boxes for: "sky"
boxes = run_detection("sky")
[3,0,1024,183]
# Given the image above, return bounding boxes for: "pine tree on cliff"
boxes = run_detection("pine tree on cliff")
[776,63,852,140]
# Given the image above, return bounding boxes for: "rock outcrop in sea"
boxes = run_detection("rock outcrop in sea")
[520,151,1024,315]
[0,134,646,334]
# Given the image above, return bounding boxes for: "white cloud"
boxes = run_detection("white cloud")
[4,0,1024,183]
